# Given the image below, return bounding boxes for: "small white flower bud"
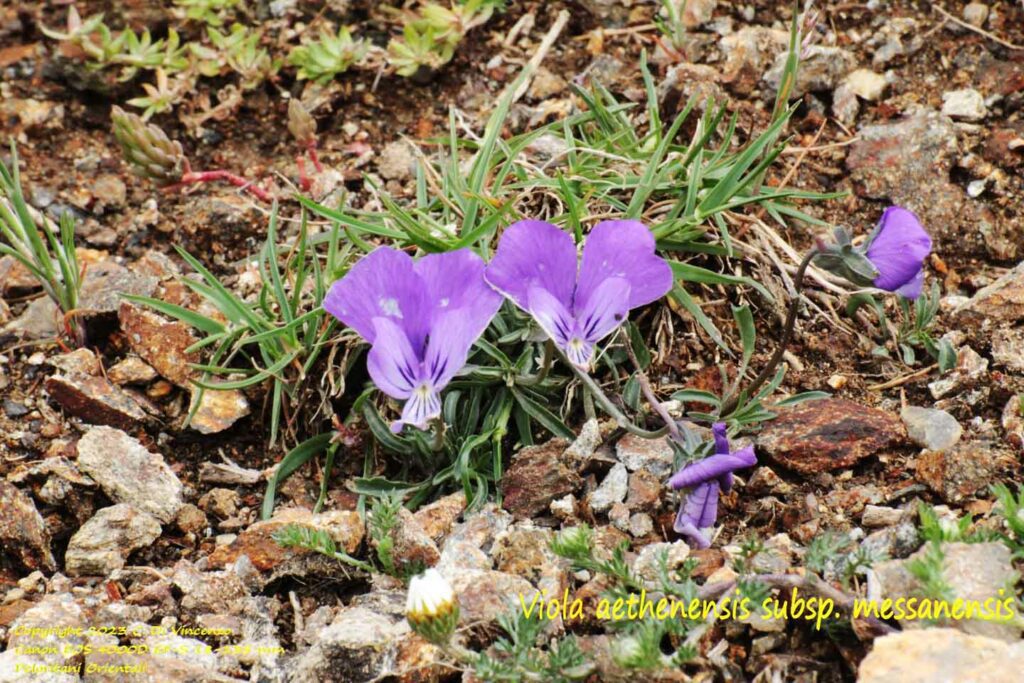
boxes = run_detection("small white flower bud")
[406,568,458,645]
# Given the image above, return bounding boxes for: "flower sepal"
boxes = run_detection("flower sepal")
[406,569,459,646]
[813,241,879,288]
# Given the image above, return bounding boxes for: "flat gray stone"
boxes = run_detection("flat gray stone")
[76,426,183,523]
[901,406,963,451]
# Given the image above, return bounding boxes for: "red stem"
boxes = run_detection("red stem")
[167,170,272,202]
[296,156,312,193]
[306,142,324,173]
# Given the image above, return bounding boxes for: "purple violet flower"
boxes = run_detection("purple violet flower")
[323,247,501,433]
[484,220,673,369]
[864,206,932,300]
[668,423,757,549]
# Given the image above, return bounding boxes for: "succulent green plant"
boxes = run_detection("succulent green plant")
[288,26,369,84]
[386,24,455,78]
[111,106,188,186]
[125,69,187,120]
[207,24,280,89]
[174,0,243,27]
[41,7,188,81]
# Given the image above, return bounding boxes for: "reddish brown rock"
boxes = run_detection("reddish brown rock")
[1003,396,1023,450]
[624,467,662,511]
[45,373,148,428]
[106,356,158,385]
[915,441,1016,503]
[207,508,363,573]
[412,491,466,543]
[500,438,581,519]
[78,260,158,316]
[0,481,55,572]
[846,111,998,257]
[118,301,199,388]
[0,256,38,293]
[49,348,100,376]
[757,399,905,474]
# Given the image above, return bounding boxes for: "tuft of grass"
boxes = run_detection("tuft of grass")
[0,143,83,345]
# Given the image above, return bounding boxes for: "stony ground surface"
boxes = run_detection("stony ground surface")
[1,1,1024,681]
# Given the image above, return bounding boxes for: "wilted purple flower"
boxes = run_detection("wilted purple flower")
[484,220,673,369]
[864,206,932,300]
[323,247,501,432]
[668,423,756,549]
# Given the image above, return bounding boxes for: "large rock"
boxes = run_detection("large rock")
[374,507,439,572]
[45,373,148,429]
[187,387,250,434]
[64,504,162,576]
[615,434,675,477]
[282,606,421,683]
[443,567,539,630]
[77,260,158,317]
[765,45,855,98]
[0,481,55,572]
[118,302,199,388]
[858,629,1024,683]
[501,439,581,519]
[207,508,364,578]
[873,542,1021,641]
[847,110,998,257]
[589,463,629,514]
[76,426,184,523]
[757,399,904,473]
[412,491,465,544]
[719,27,789,92]
[900,406,962,452]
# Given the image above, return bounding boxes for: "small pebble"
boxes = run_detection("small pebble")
[962,2,989,27]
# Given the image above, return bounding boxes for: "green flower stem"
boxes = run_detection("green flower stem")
[514,339,554,387]
[621,330,680,441]
[718,246,818,417]
[559,349,669,439]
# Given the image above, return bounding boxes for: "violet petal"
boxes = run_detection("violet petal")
[323,247,430,352]
[526,284,574,348]
[485,220,577,312]
[575,220,673,313]
[366,317,419,400]
[865,206,931,296]
[576,276,631,346]
[414,249,502,332]
[673,510,711,549]
[678,481,719,531]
